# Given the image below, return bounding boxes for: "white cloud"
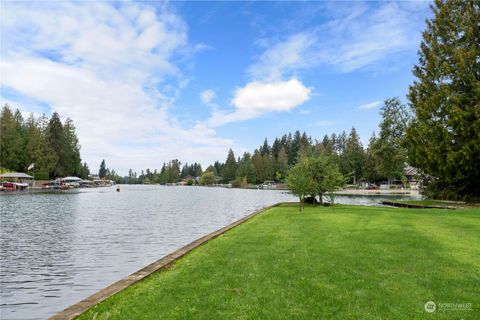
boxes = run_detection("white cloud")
[358,100,382,110]
[207,79,311,127]
[0,1,232,174]
[200,89,216,105]
[232,79,311,112]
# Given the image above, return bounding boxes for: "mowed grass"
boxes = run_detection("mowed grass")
[78,204,480,320]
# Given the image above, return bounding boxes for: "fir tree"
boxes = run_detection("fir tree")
[99,159,107,178]
[222,149,237,182]
[406,0,480,199]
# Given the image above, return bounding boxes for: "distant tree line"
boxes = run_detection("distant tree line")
[122,97,411,188]
[0,105,89,179]
[120,160,203,185]
[2,2,477,201]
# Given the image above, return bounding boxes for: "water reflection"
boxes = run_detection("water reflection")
[0,185,419,319]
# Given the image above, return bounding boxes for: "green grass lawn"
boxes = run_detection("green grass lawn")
[78,204,480,320]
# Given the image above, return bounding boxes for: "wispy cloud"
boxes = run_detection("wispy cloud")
[247,1,427,75]
[358,100,382,110]
[248,33,316,81]
[319,2,425,73]
[200,89,216,105]
[0,1,231,173]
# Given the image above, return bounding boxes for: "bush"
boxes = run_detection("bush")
[231,180,242,188]
[199,172,216,186]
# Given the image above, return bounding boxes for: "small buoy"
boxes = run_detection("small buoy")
[116,186,120,192]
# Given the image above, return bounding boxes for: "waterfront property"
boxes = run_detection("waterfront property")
[0,186,297,320]
[77,204,479,320]
[0,172,33,190]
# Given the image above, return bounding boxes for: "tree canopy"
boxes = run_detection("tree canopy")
[287,155,344,211]
[406,0,480,200]
[0,105,84,179]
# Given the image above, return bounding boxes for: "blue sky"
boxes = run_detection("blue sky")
[0,1,432,174]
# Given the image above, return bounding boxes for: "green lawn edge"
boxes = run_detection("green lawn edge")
[390,199,480,208]
[77,204,480,320]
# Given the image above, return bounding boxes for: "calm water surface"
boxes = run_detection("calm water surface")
[0,185,418,319]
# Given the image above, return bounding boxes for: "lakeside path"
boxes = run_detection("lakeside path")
[76,204,479,319]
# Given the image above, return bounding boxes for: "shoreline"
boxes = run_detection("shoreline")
[74,203,480,320]
[48,203,283,320]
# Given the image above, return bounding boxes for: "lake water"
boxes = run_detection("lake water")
[0,185,419,319]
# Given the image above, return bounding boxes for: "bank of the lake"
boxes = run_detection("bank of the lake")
[1,185,298,320]
[78,203,480,320]
[0,185,429,319]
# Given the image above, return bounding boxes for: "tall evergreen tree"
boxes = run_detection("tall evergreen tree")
[169,159,181,183]
[374,98,410,181]
[63,118,81,176]
[0,105,24,171]
[336,131,347,155]
[262,153,273,181]
[275,146,289,181]
[363,133,382,183]
[343,127,365,184]
[271,138,281,159]
[259,138,271,156]
[24,113,57,178]
[213,161,223,176]
[406,0,480,199]
[194,163,203,177]
[99,159,107,178]
[79,162,90,179]
[251,149,264,183]
[13,109,27,169]
[222,149,237,182]
[46,112,65,177]
[237,152,255,183]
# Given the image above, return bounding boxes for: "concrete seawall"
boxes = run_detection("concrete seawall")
[49,203,282,320]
